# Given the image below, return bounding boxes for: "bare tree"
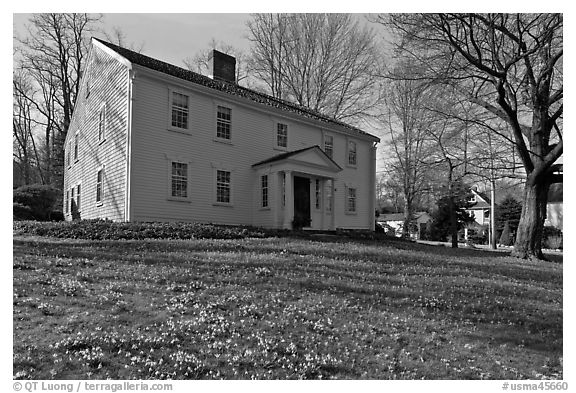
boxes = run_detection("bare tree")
[381,61,435,237]
[102,25,144,52]
[247,13,382,123]
[380,13,563,260]
[15,13,101,188]
[424,91,473,248]
[247,14,290,100]
[183,39,250,85]
[13,70,44,185]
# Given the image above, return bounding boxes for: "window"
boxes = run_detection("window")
[76,184,81,211]
[74,132,79,161]
[171,92,189,129]
[315,179,321,209]
[347,187,357,213]
[171,162,188,198]
[216,106,232,140]
[348,140,357,166]
[325,180,333,213]
[68,141,72,166]
[216,170,231,204]
[277,123,288,148]
[96,168,103,204]
[324,135,334,159]
[65,190,69,214]
[98,106,106,142]
[261,175,269,208]
[71,187,75,212]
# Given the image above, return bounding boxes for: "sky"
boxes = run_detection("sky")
[13,13,255,69]
[12,13,391,168]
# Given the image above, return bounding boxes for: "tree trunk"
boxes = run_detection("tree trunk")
[511,180,550,260]
[447,168,458,248]
[402,199,412,238]
[449,194,458,248]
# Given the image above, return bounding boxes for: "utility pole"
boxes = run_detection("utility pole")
[490,179,497,249]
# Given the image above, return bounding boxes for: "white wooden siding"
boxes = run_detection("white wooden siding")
[128,69,375,229]
[63,44,129,221]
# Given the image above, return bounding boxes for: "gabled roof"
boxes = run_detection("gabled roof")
[468,188,491,209]
[252,145,342,171]
[92,38,379,142]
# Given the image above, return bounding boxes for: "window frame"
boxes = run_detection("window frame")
[164,154,193,202]
[98,104,106,143]
[168,88,190,133]
[276,122,288,149]
[96,167,104,206]
[74,131,80,162]
[211,165,234,207]
[323,133,334,159]
[261,174,269,209]
[76,182,82,213]
[70,186,75,214]
[65,189,69,214]
[215,105,232,141]
[169,161,190,201]
[216,170,232,205]
[346,186,357,215]
[67,140,73,167]
[347,139,357,167]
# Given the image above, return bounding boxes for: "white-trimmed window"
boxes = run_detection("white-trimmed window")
[277,123,288,148]
[315,179,321,209]
[324,134,334,159]
[216,106,232,140]
[171,91,189,129]
[98,105,106,142]
[346,187,357,214]
[65,190,69,214]
[68,141,72,167]
[171,162,189,199]
[96,168,104,205]
[76,183,81,212]
[74,131,79,161]
[261,175,269,208]
[347,140,357,166]
[71,187,75,213]
[216,170,231,204]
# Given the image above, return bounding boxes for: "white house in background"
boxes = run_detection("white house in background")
[63,38,380,230]
[545,183,563,230]
[465,188,491,226]
[377,211,432,239]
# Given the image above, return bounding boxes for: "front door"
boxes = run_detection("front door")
[293,176,311,228]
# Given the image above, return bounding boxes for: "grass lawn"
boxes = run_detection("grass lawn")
[13,234,563,380]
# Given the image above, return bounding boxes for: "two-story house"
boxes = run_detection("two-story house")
[63,38,380,230]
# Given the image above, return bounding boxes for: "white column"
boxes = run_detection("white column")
[368,143,377,230]
[283,170,294,229]
[330,178,336,230]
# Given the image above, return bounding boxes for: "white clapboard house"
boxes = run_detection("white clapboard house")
[63,38,380,230]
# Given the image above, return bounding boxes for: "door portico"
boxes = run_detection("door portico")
[252,146,342,230]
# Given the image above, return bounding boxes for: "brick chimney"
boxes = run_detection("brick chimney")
[209,49,236,83]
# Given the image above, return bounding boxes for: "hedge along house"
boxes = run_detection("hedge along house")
[63,38,380,230]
